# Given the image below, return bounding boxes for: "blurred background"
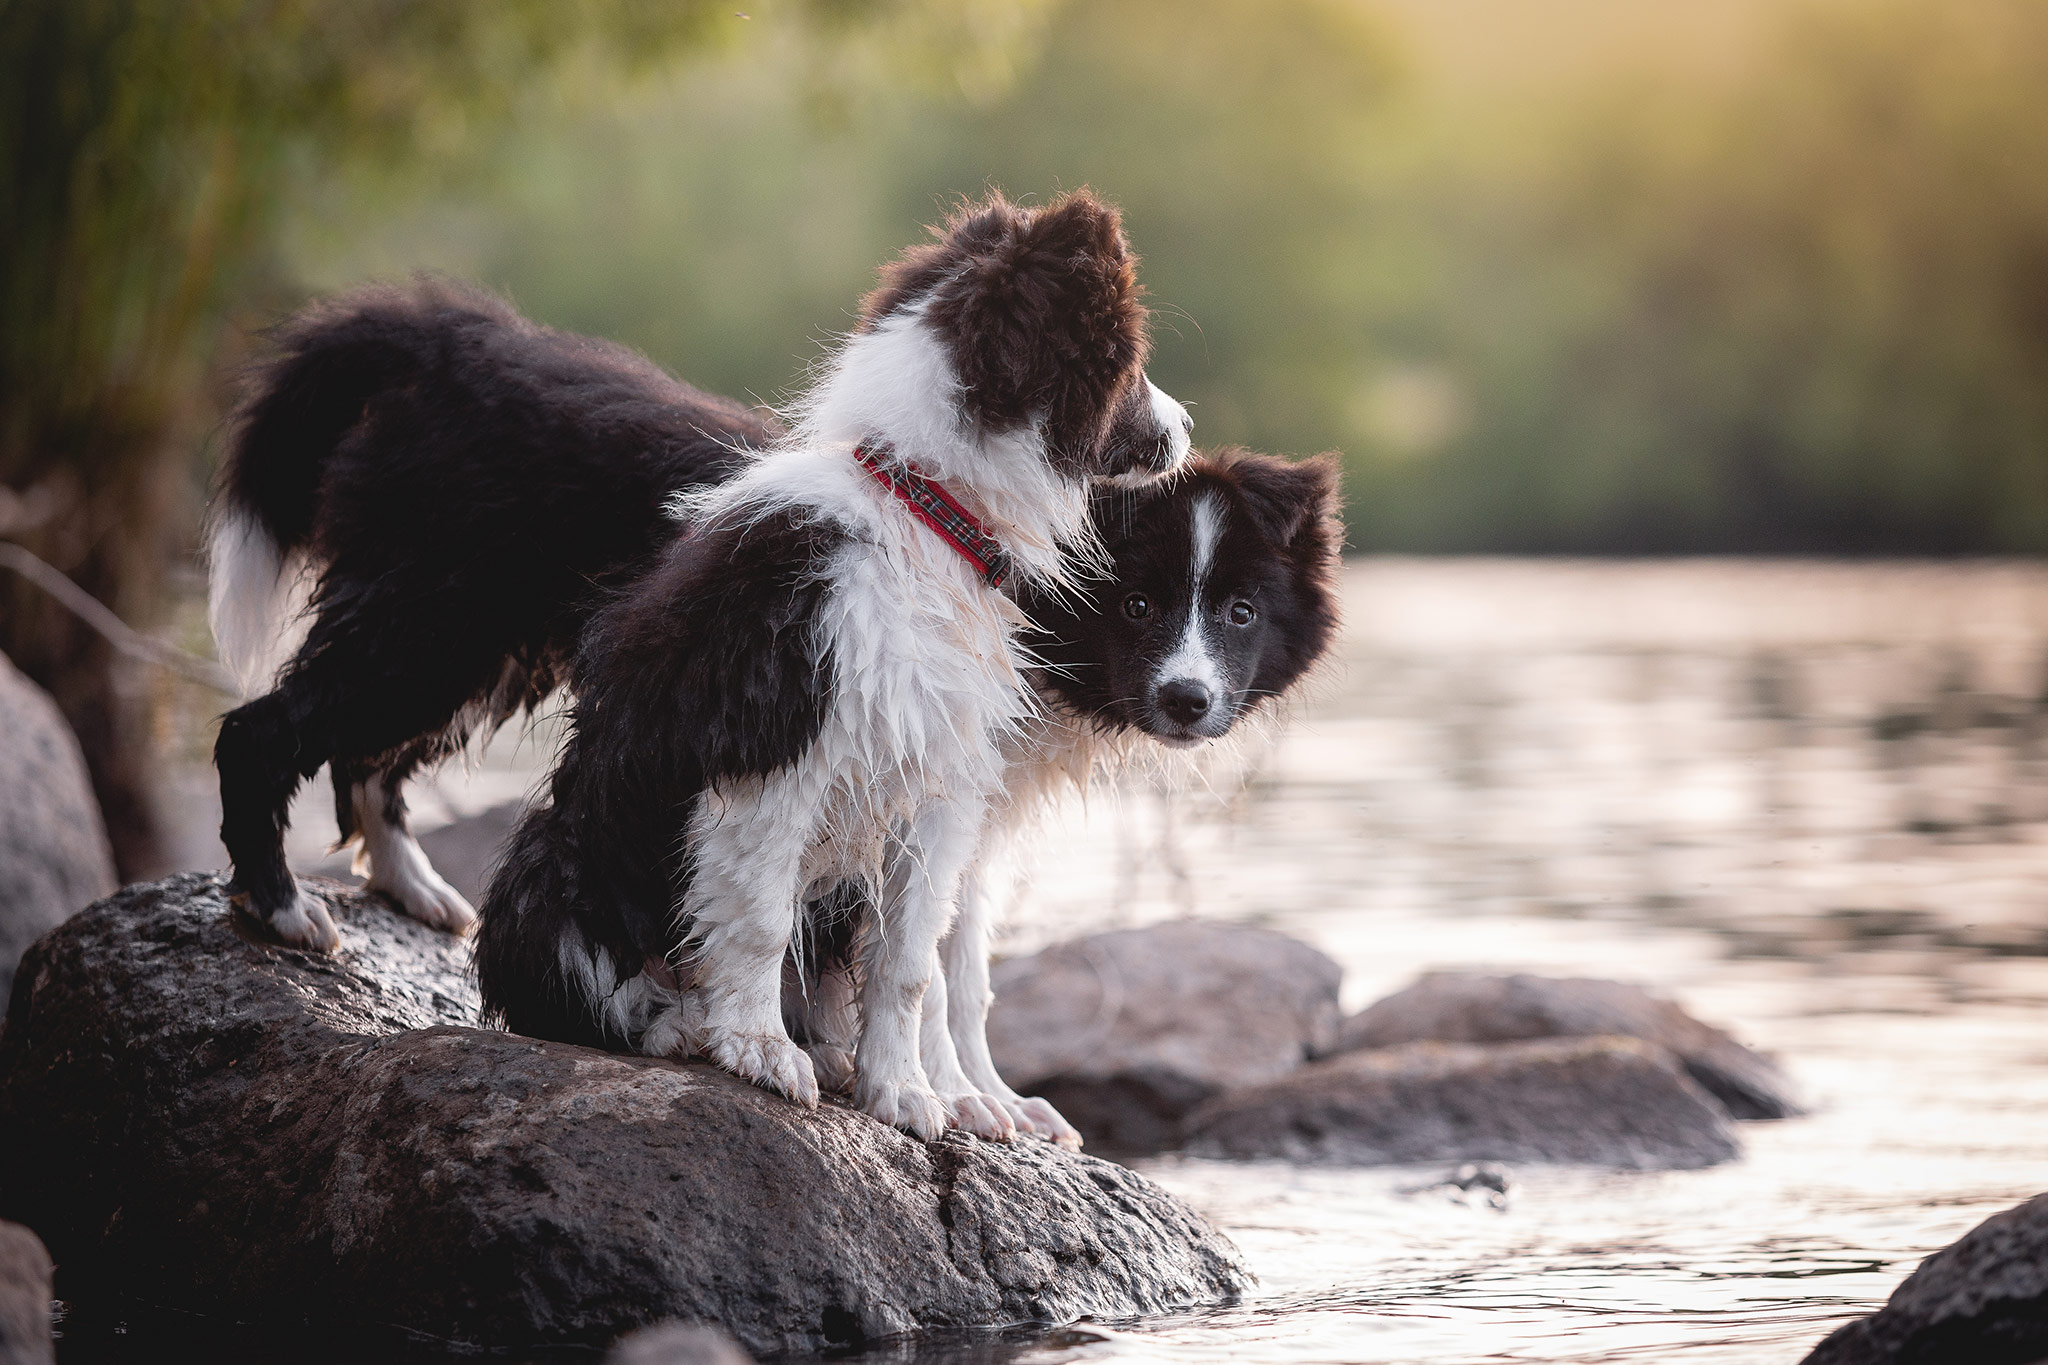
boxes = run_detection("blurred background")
[6,0,2048,878]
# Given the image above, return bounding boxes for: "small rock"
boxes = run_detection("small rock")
[0,651,116,1009]
[1800,1192,2048,1364]
[1182,1036,1740,1170]
[0,1220,54,1365]
[988,922,1342,1153]
[607,1321,754,1365]
[1338,972,1800,1120]
[0,875,1248,1356]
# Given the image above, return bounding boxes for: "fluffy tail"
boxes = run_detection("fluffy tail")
[207,279,522,695]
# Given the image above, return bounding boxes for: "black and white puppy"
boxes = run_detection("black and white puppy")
[786,450,1345,1143]
[473,190,1189,1136]
[208,249,1193,952]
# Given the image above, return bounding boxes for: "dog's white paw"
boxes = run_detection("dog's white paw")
[265,884,342,953]
[641,1006,701,1059]
[374,866,476,936]
[941,1090,1017,1142]
[858,1079,948,1142]
[1008,1094,1083,1149]
[804,1044,857,1097]
[705,1027,820,1108]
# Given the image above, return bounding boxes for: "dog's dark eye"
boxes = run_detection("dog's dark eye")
[1229,600,1256,626]
[1123,593,1151,620]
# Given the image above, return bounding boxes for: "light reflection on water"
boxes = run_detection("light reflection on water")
[965,560,2048,1365]
[169,559,2048,1364]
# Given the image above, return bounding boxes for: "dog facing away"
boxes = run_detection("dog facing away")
[782,450,1344,1143]
[468,189,1190,1135]
[207,280,771,949]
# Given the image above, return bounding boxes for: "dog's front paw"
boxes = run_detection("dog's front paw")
[1008,1094,1083,1149]
[705,1027,820,1108]
[941,1090,1017,1142]
[858,1079,948,1142]
[252,883,341,953]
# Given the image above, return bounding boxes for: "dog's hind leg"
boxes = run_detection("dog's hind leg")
[218,601,514,951]
[941,860,1082,1147]
[217,690,340,950]
[342,768,476,934]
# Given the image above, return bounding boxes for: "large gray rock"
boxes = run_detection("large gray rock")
[988,922,1342,1153]
[1338,972,1801,1120]
[0,875,1248,1356]
[0,652,115,1009]
[1182,1036,1741,1170]
[1801,1193,2048,1364]
[0,1221,53,1365]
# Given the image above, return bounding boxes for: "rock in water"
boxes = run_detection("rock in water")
[1182,1037,1740,1170]
[988,922,1342,1153]
[0,652,116,1010]
[1801,1193,2048,1364]
[0,1221,53,1365]
[0,875,1248,1356]
[1339,972,1801,1120]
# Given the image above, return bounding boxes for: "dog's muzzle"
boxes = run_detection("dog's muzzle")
[1099,377,1194,484]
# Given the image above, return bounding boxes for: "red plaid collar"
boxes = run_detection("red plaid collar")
[853,440,1013,590]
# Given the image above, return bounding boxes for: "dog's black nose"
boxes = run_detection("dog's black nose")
[1156,679,1212,724]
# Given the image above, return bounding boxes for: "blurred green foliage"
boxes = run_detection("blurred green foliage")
[292,0,2048,555]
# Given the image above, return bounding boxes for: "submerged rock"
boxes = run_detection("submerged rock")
[0,875,1249,1356]
[0,652,115,1009]
[0,1220,53,1365]
[987,921,1342,1153]
[1338,971,1801,1120]
[1801,1193,2048,1365]
[1182,1036,1740,1170]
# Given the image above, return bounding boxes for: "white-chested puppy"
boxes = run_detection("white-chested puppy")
[474,190,1191,1138]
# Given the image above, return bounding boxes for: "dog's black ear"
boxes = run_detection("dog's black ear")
[924,189,1149,468]
[1230,452,1343,557]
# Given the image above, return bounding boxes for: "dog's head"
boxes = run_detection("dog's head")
[1029,450,1343,744]
[856,189,1190,483]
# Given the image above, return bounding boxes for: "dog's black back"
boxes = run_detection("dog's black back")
[211,280,776,924]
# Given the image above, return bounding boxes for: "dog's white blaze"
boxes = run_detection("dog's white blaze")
[348,782,476,933]
[206,509,314,697]
[1148,378,1194,473]
[1157,490,1227,697]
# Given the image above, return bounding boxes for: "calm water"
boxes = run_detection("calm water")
[146,560,2048,1364]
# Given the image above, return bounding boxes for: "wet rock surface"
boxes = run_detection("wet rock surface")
[0,1220,53,1365]
[1801,1192,2048,1365]
[988,921,1342,1153]
[1182,1036,1741,1170]
[1338,971,1801,1120]
[0,875,1249,1356]
[0,653,115,1010]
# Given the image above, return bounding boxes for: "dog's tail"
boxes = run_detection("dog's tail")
[207,279,520,695]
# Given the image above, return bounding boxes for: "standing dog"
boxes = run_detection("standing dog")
[782,450,1344,1143]
[466,188,1189,1136]
[209,197,1191,954]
